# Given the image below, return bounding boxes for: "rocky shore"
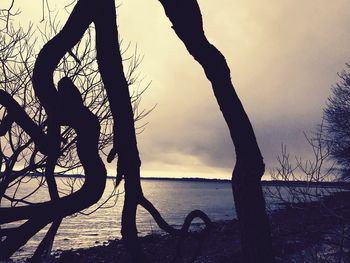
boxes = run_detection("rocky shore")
[19,191,350,262]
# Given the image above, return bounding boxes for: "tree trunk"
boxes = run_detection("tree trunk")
[1,1,212,260]
[158,1,275,262]
[91,1,146,260]
[0,0,146,260]
[82,2,211,261]
[0,78,107,259]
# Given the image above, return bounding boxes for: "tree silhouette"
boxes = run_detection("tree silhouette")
[0,75,107,259]
[0,0,274,262]
[0,0,210,261]
[0,20,146,260]
[158,1,274,262]
[324,64,350,178]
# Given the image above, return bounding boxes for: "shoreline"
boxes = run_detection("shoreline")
[33,190,349,262]
[21,172,350,189]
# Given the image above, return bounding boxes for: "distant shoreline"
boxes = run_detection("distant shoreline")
[140,177,350,189]
[23,173,350,189]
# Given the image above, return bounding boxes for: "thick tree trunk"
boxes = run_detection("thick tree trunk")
[68,2,211,261]
[91,1,146,261]
[1,1,212,260]
[0,78,106,259]
[0,0,145,260]
[158,1,275,262]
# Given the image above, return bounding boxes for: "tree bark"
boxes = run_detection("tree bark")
[158,1,275,262]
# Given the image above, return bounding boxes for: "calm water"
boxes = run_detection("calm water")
[2,178,325,258]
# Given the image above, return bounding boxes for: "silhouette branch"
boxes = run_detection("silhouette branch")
[158,1,274,262]
[0,76,107,259]
[0,1,213,261]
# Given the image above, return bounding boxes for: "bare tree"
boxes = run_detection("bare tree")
[0,14,150,260]
[1,0,274,262]
[0,1,210,261]
[266,122,336,206]
[0,0,19,32]
[157,1,274,262]
[324,64,350,178]
[265,123,350,263]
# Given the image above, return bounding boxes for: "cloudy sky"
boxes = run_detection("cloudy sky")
[8,0,350,179]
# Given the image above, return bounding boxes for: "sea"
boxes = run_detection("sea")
[1,178,334,259]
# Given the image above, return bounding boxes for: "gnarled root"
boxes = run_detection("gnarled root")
[139,196,212,262]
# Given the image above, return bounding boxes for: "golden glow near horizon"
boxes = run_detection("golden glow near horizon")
[4,0,350,179]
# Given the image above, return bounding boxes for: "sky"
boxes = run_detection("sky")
[5,0,350,179]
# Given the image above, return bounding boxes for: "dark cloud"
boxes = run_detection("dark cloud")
[13,0,350,177]
[132,0,350,176]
